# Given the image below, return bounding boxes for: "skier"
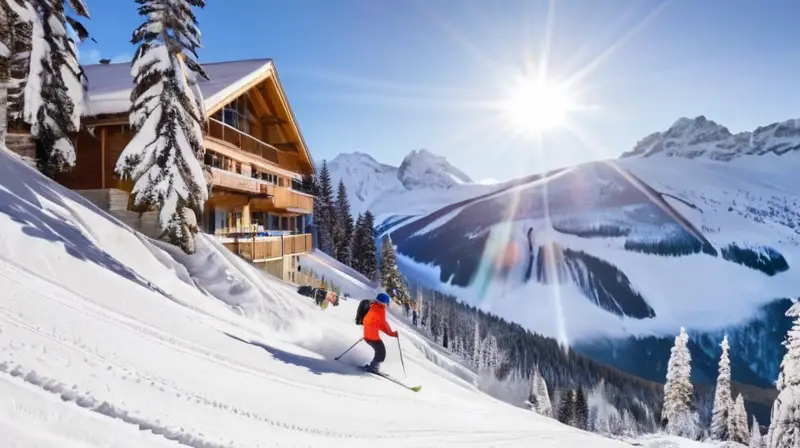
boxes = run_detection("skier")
[362,292,398,373]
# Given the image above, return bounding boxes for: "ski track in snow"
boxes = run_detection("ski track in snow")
[0,260,552,447]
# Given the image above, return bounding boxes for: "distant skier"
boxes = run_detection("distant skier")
[362,292,398,373]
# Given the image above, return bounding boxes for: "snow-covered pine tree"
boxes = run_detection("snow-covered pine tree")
[525,373,539,411]
[710,335,733,441]
[115,0,209,254]
[333,180,354,265]
[662,327,700,438]
[621,409,637,437]
[380,233,410,303]
[750,416,763,448]
[766,301,800,448]
[473,320,483,369]
[0,1,11,144]
[7,0,90,175]
[731,394,750,444]
[532,366,553,417]
[3,0,31,127]
[315,161,335,255]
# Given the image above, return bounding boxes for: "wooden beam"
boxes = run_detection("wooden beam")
[272,142,298,152]
[247,89,270,117]
[261,116,287,125]
[100,127,106,189]
[257,85,276,116]
[84,115,129,127]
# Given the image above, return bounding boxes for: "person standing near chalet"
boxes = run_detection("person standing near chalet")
[362,292,398,373]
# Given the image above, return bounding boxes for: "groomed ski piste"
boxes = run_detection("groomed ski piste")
[0,147,706,447]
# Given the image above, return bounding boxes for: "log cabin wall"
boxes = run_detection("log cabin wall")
[54,122,135,192]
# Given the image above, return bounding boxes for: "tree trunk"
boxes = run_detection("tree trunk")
[0,2,10,147]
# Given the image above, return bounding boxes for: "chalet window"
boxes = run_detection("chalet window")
[222,106,240,130]
[220,96,252,135]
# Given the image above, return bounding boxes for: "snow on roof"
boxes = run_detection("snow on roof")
[82,58,273,117]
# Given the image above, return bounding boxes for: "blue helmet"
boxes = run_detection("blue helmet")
[376,292,391,305]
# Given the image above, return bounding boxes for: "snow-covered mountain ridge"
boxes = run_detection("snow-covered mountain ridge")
[327,149,498,217]
[621,116,800,160]
[372,116,800,390]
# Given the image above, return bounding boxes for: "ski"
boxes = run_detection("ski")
[358,366,422,392]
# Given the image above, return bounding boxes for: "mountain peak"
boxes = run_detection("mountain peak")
[398,148,473,189]
[621,116,800,161]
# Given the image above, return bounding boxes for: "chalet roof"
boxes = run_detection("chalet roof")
[82,58,274,118]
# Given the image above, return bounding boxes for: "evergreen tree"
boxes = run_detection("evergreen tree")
[115,0,208,254]
[333,180,354,265]
[710,335,733,441]
[750,416,763,448]
[351,213,364,271]
[574,387,589,430]
[380,233,410,304]
[314,160,335,255]
[662,327,700,439]
[557,389,574,425]
[473,320,482,368]
[8,0,90,175]
[532,366,552,417]
[359,211,378,281]
[352,211,375,278]
[0,0,31,143]
[731,394,750,444]
[767,302,800,448]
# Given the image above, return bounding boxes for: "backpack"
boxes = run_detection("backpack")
[355,299,371,325]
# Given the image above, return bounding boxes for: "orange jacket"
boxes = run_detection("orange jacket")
[362,302,397,341]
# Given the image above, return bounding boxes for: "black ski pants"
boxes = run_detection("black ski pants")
[365,339,386,367]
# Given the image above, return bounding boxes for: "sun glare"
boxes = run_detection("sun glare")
[501,77,574,134]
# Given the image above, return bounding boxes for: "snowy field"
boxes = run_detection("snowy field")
[0,149,716,446]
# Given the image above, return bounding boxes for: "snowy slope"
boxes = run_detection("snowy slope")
[328,149,498,217]
[0,147,644,447]
[381,116,800,389]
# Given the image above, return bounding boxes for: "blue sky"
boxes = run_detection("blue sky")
[80,0,800,182]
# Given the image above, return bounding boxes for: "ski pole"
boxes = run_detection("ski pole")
[335,338,363,361]
[396,333,407,378]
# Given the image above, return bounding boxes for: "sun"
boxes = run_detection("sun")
[500,76,574,134]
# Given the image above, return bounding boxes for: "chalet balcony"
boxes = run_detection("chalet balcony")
[206,118,279,164]
[248,185,313,214]
[220,233,313,262]
[208,167,274,196]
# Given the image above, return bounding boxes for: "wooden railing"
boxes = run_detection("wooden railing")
[273,185,314,213]
[283,233,313,255]
[221,233,313,262]
[206,118,279,164]
[209,167,274,195]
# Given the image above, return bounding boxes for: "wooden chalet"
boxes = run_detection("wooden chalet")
[47,58,316,281]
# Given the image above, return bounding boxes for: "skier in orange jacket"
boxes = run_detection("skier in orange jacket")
[362,292,398,373]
